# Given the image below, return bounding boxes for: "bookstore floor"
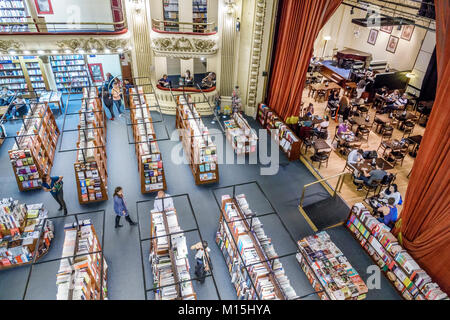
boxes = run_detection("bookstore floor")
[0,98,400,300]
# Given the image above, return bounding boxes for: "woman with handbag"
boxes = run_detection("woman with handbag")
[113,186,137,228]
[190,240,212,283]
[42,174,67,215]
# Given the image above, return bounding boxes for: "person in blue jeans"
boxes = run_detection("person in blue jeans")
[113,186,137,228]
[42,174,67,215]
[376,197,398,230]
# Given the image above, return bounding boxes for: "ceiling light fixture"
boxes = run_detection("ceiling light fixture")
[37,50,45,55]
[104,48,111,54]
[117,48,124,53]
[51,50,58,54]
[23,50,31,54]
[91,49,97,54]
[64,49,71,54]
[9,50,16,55]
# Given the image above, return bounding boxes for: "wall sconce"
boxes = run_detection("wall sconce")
[406,73,415,79]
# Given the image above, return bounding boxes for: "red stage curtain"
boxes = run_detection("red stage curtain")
[267,0,342,120]
[393,0,450,294]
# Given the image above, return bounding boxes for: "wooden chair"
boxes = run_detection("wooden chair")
[377,140,389,156]
[380,125,393,141]
[387,146,408,167]
[357,105,369,118]
[357,125,370,143]
[362,179,382,199]
[316,90,327,102]
[401,121,415,138]
[377,173,397,194]
[311,151,331,169]
[343,161,355,174]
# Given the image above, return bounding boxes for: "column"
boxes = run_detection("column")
[40,56,57,91]
[179,0,193,32]
[125,0,153,85]
[24,0,45,32]
[219,0,239,109]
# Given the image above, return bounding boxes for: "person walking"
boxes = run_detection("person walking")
[113,186,137,228]
[111,80,124,117]
[42,174,67,215]
[190,240,212,284]
[102,92,115,120]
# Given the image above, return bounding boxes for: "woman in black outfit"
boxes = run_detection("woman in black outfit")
[102,92,115,120]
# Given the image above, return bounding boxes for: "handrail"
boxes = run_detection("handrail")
[299,172,347,207]
[151,18,217,34]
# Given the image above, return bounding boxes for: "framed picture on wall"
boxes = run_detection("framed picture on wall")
[88,63,104,83]
[34,0,53,14]
[380,25,393,34]
[401,25,415,41]
[367,29,379,45]
[386,35,399,54]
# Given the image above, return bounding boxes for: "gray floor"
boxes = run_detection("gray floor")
[0,96,400,300]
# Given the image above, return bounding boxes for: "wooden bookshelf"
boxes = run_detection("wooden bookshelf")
[129,87,167,194]
[56,219,108,300]
[163,0,179,32]
[224,112,258,154]
[193,0,207,33]
[8,102,60,191]
[346,203,448,300]
[0,201,54,270]
[0,0,29,33]
[175,94,219,185]
[149,208,196,300]
[296,231,368,300]
[256,103,301,161]
[50,55,90,93]
[215,194,297,300]
[74,87,108,204]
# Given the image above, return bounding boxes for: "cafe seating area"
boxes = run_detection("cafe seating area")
[298,83,427,207]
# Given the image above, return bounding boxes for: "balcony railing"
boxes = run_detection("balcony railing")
[151,19,217,34]
[0,19,127,34]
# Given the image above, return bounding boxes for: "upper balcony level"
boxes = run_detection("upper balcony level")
[151,18,217,35]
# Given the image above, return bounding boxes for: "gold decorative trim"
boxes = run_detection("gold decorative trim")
[56,38,129,51]
[0,40,22,51]
[151,33,218,57]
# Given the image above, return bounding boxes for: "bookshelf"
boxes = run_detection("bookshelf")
[56,219,108,300]
[346,203,449,300]
[215,194,297,300]
[0,0,29,33]
[0,56,49,94]
[74,87,108,204]
[149,208,196,300]
[296,231,368,300]
[163,0,179,32]
[8,102,60,191]
[224,112,258,154]
[23,58,49,93]
[0,199,54,270]
[175,94,219,185]
[129,87,167,194]
[50,55,90,93]
[193,0,207,33]
[256,103,301,161]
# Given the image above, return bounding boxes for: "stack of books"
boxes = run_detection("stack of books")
[56,219,108,300]
[224,113,258,154]
[0,199,54,268]
[347,203,449,300]
[216,194,297,300]
[149,207,196,300]
[297,231,368,300]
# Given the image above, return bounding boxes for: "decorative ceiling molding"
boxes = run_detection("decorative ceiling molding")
[150,30,218,58]
[56,37,130,51]
[0,40,23,52]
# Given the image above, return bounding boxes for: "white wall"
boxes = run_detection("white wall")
[86,54,122,79]
[409,23,436,92]
[43,0,114,30]
[315,5,430,72]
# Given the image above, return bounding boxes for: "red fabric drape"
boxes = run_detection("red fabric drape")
[392,0,450,294]
[267,0,342,120]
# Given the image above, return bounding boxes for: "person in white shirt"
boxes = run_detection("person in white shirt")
[347,148,364,176]
[380,184,402,206]
[385,93,408,113]
[153,190,174,212]
[190,240,211,283]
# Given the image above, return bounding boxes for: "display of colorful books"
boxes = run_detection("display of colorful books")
[0,199,54,269]
[50,55,89,92]
[56,219,108,300]
[346,203,448,300]
[224,112,258,154]
[8,103,60,191]
[175,94,219,185]
[297,231,368,300]
[129,86,167,193]
[216,194,297,300]
[149,207,196,300]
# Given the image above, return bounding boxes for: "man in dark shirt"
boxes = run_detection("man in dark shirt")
[103,73,114,92]
[357,163,387,190]
[158,74,171,88]
[42,174,67,215]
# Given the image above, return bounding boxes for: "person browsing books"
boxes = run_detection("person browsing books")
[113,186,137,228]
[102,92,115,120]
[153,190,174,212]
[111,80,124,117]
[376,197,398,230]
[42,174,67,215]
[190,240,211,284]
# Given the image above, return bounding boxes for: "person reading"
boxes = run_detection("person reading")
[375,197,398,230]
[184,70,194,86]
[153,190,174,212]
[379,184,402,206]
[347,148,364,175]
[9,95,28,119]
[158,74,171,88]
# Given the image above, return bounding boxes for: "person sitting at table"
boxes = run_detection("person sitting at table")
[356,162,387,190]
[327,90,339,117]
[158,74,171,88]
[8,94,29,119]
[356,77,367,99]
[379,183,402,206]
[373,86,389,108]
[306,103,314,117]
[337,120,351,135]
[0,87,14,106]
[385,89,400,105]
[375,197,398,230]
[384,93,408,113]
[338,95,350,121]
[201,73,216,89]
[347,148,364,175]
[313,115,329,138]
[184,70,194,86]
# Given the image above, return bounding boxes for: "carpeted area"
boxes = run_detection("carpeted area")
[0,94,400,300]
